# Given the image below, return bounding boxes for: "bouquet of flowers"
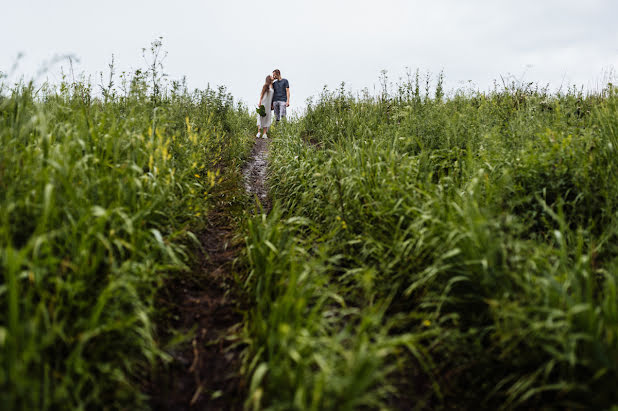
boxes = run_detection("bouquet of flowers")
[256,104,266,117]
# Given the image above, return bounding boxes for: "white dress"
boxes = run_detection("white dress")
[257,87,273,128]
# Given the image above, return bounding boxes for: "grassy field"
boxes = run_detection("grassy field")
[242,75,618,410]
[0,58,254,408]
[3,58,618,410]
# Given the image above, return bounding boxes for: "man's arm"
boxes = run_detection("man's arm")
[286,87,290,107]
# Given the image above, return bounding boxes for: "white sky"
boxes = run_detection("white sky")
[2,0,617,113]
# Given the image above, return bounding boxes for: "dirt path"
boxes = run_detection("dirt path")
[243,138,271,211]
[150,138,269,410]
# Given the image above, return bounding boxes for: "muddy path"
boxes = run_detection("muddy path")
[150,138,269,410]
[243,138,271,212]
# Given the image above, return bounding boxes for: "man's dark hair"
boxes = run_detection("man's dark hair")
[273,69,281,76]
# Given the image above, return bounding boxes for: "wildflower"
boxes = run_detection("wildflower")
[423,319,431,327]
[207,170,217,187]
[194,174,200,178]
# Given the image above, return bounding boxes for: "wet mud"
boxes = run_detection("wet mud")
[242,138,271,211]
[150,137,270,410]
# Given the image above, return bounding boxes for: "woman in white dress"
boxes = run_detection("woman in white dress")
[256,75,274,139]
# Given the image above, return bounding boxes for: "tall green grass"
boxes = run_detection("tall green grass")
[242,76,618,409]
[0,61,253,408]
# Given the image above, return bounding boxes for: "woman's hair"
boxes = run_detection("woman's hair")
[261,75,273,98]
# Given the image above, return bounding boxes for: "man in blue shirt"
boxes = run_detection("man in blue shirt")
[271,69,290,121]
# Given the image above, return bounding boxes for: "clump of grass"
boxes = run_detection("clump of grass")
[0,48,254,408]
[242,207,439,410]
[242,75,618,409]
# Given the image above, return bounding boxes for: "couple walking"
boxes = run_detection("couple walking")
[256,69,290,139]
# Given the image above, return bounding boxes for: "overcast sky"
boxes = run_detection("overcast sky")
[2,0,617,113]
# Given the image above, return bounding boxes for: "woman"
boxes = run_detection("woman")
[256,75,274,139]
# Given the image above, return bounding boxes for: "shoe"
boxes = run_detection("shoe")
[256,132,261,138]
[262,134,268,139]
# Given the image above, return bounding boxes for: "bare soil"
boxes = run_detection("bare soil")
[150,138,269,410]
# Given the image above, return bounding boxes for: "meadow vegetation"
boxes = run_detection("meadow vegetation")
[0,47,254,409]
[3,48,618,410]
[242,72,618,410]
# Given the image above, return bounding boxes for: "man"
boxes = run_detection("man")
[271,69,290,121]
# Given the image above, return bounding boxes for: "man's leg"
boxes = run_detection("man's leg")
[278,101,287,121]
[274,101,282,121]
